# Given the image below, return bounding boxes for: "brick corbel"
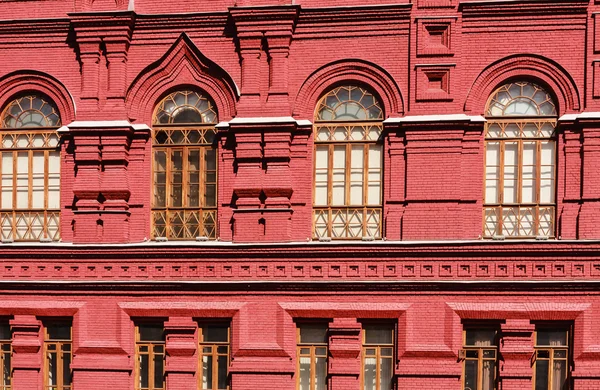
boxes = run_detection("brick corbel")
[70,12,134,115]
[328,318,361,376]
[10,315,42,390]
[230,6,299,115]
[499,319,535,380]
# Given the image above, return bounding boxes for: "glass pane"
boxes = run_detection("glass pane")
[552,360,567,390]
[202,355,212,390]
[522,142,536,203]
[299,356,310,390]
[0,324,10,340]
[47,151,60,209]
[47,351,58,386]
[299,324,327,344]
[170,150,183,207]
[188,150,200,208]
[332,146,346,206]
[138,324,164,342]
[47,325,70,340]
[465,330,495,346]
[482,360,495,390]
[63,351,71,386]
[139,353,149,389]
[381,357,392,390]
[1,153,13,209]
[205,149,217,207]
[16,152,28,209]
[485,142,500,204]
[537,330,567,346]
[503,142,518,204]
[202,326,228,343]
[153,353,164,389]
[314,146,329,206]
[32,152,45,209]
[3,349,10,386]
[349,145,364,205]
[367,146,382,206]
[464,359,478,390]
[316,356,327,390]
[363,356,376,390]
[535,360,549,390]
[540,141,555,203]
[218,355,228,390]
[364,325,393,344]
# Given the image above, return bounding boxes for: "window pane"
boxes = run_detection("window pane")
[540,141,555,203]
[315,146,329,206]
[332,146,346,206]
[170,150,183,207]
[3,348,10,386]
[63,351,71,386]
[47,351,58,386]
[363,356,376,390]
[205,149,217,207]
[202,355,212,390]
[537,330,567,346]
[202,326,228,343]
[138,324,164,342]
[552,360,567,390]
[521,142,536,203]
[1,153,13,209]
[380,357,392,390]
[188,150,200,208]
[367,146,382,206]
[349,145,364,205]
[16,152,28,209]
[364,325,393,344]
[465,330,495,346]
[485,142,500,204]
[464,359,478,390]
[299,324,328,344]
[299,356,310,390]
[47,151,60,209]
[503,142,518,204]
[153,353,164,389]
[217,355,228,390]
[139,353,149,389]
[316,356,327,390]
[47,325,70,340]
[535,360,549,390]
[482,360,495,390]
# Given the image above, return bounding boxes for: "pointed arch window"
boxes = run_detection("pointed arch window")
[0,94,61,242]
[152,90,218,240]
[313,85,383,240]
[483,81,557,238]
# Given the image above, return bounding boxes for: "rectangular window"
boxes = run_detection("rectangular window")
[533,328,570,390]
[461,328,497,390]
[0,322,10,390]
[313,124,382,239]
[44,322,72,390]
[152,128,217,240]
[297,323,328,390]
[483,120,556,238]
[199,324,230,390]
[136,323,165,390]
[0,130,61,241]
[362,324,394,390]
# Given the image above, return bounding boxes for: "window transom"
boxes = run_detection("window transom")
[153,90,217,125]
[486,81,556,117]
[1,95,61,128]
[315,85,383,122]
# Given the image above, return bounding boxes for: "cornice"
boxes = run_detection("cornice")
[131,12,229,40]
[295,3,412,39]
[0,18,70,46]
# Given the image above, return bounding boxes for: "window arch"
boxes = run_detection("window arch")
[483,81,557,238]
[0,94,61,241]
[151,90,218,240]
[313,85,383,240]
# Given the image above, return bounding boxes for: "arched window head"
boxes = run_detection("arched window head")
[153,90,218,125]
[315,85,383,121]
[1,95,61,128]
[486,81,556,117]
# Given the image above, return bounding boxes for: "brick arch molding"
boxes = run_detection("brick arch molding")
[0,70,76,124]
[464,54,581,115]
[293,59,404,120]
[126,33,239,124]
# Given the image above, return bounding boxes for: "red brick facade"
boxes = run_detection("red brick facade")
[1,0,600,389]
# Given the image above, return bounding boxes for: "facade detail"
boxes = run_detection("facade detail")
[0,0,600,390]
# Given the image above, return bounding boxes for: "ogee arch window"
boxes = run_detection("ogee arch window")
[151,90,218,240]
[0,94,61,241]
[484,81,557,238]
[313,85,383,239]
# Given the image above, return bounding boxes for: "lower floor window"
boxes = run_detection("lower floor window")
[44,322,72,390]
[534,328,570,390]
[199,324,230,390]
[362,323,394,390]
[297,323,328,390]
[462,328,497,390]
[136,323,165,390]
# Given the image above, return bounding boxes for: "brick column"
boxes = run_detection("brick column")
[560,125,582,239]
[237,36,263,115]
[328,318,361,390]
[499,319,534,390]
[383,123,405,240]
[10,315,41,390]
[165,317,197,390]
[579,123,600,238]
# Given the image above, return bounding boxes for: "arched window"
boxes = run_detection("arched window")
[483,81,557,238]
[313,85,383,239]
[0,94,61,241]
[151,90,218,240]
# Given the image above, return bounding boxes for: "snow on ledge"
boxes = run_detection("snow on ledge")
[383,114,486,124]
[58,121,151,132]
[559,112,600,121]
[218,117,313,127]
